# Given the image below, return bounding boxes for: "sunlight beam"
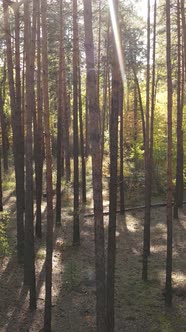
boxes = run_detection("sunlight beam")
[108,0,125,83]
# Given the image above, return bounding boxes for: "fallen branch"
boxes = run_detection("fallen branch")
[83,201,186,218]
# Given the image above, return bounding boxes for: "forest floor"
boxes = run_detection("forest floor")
[1,176,186,331]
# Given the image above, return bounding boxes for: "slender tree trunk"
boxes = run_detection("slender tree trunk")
[56,0,64,226]
[119,79,125,214]
[174,0,183,218]
[133,83,138,142]
[24,0,36,310]
[30,0,38,240]
[64,83,71,182]
[0,149,3,212]
[107,0,121,330]
[78,56,86,203]
[41,0,54,329]
[15,2,22,133]
[97,0,101,110]
[132,67,146,146]
[85,78,89,157]
[62,55,71,182]
[0,88,8,172]
[0,62,9,172]
[101,19,110,163]
[83,1,106,330]
[35,0,43,238]
[73,0,80,245]
[181,0,186,79]
[165,0,173,307]
[142,0,151,281]
[3,0,25,264]
[150,0,157,197]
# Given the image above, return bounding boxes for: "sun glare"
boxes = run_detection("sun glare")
[108,0,125,83]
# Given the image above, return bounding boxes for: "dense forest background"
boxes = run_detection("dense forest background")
[0,0,186,331]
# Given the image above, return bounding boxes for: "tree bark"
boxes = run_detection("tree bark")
[73,0,80,245]
[83,1,106,330]
[165,0,173,307]
[107,0,121,329]
[142,0,151,281]
[78,55,86,204]
[24,0,36,310]
[132,67,146,146]
[56,0,64,226]
[119,79,125,215]
[0,64,9,172]
[3,0,25,264]
[41,0,54,329]
[174,0,183,218]
[35,0,43,238]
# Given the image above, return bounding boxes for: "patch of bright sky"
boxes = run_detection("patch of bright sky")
[136,0,148,20]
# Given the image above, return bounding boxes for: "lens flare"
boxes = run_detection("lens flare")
[108,0,125,83]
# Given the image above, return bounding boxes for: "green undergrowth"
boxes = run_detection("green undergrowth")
[3,169,16,193]
[0,211,12,256]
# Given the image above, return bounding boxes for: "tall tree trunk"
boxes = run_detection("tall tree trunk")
[101,19,110,163]
[97,0,101,110]
[132,67,146,147]
[83,1,106,330]
[35,0,43,238]
[64,83,71,182]
[24,0,36,310]
[0,63,9,172]
[73,0,80,245]
[3,0,25,264]
[41,0,54,329]
[181,0,186,79]
[0,149,3,212]
[174,0,183,218]
[0,88,9,173]
[85,78,89,157]
[150,0,157,199]
[62,54,71,182]
[165,0,173,307]
[133,83,138,142]
[119,79,125,214]
[142,0,151,281]
[78,56,86,204]
[107,0,121,330]
[56,0,64,226]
